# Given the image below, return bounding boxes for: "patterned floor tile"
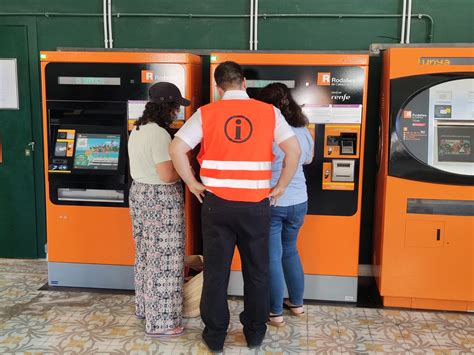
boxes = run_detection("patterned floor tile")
[261,324,307,353]
[337,326,372,343]
[1,258,473,354]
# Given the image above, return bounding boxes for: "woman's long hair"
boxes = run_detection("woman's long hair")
[134,101,180,135]
[259,83,309,128]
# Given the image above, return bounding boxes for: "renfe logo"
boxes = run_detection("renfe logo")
[317,72,331,86]
[141,70,155,83]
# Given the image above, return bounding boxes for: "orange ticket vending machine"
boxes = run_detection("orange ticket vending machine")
[374,47,474,311]
[210,52,369,302]
[41,51,201,289]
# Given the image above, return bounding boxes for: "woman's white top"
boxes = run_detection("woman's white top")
[128,123,173,185]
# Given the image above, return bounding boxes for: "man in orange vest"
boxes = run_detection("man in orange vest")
[170,61,300,352]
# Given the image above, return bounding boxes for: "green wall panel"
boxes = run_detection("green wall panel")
[37,17,103,50]
[113,0,248,14]
[1,0,472,50]
[113,18,248,49]
[0,1,101,13]
[257,18,427,50]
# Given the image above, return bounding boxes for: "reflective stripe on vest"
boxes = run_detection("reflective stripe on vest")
[198,99,276,202]
[201,160,272,171]
[201,177,271,189]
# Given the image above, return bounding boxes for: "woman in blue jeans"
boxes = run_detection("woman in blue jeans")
[259,83,314,327]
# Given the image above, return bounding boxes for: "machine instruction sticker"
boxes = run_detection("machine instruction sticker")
[0,59,19,109]
[302,104,363,124]
[243,65,366,124]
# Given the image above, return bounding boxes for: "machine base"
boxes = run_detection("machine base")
[228,271,357,302]
[383,296,474,312]
[48,262,134,290]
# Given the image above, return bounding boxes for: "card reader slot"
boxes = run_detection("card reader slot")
[58,188,124,203]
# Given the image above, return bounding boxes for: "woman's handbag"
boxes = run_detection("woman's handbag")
[183,255,204,318]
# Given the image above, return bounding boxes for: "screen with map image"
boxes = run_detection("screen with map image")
[73,133,121,170]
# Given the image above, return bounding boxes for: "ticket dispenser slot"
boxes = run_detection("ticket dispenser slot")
[332,160,355,182]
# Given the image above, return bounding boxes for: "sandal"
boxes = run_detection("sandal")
[283,300,305,317]
[267,314,285,327]
[145,326,185,337]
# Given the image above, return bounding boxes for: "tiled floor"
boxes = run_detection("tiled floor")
[0,259,473,354]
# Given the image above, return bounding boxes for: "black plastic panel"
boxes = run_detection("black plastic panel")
[47,100,129,207]
[45,62,184,102]
[242,65,363,216]
[388,73,474,186]
[304,124,359,216]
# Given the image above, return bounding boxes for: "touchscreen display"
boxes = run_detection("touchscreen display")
[438,126,473,163]
[73,133,121,170]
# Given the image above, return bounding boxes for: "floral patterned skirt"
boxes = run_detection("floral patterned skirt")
[129,180,185,333]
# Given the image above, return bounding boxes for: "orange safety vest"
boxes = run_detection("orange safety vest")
[198,99,276,202]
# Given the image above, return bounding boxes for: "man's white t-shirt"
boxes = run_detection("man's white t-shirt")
[175,90,295,149]
[128,123,173,185]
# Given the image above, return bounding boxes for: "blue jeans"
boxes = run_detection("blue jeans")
[269,201,307,315]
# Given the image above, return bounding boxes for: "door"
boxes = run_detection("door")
[0,25,38,257]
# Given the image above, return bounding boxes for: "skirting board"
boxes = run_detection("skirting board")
[228,271,358,302]
[48,262,134,290]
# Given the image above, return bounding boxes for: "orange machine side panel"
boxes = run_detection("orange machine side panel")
[386,47,474,79]
[411,298,469,312]
[380,176,474,303]
[373,49,392,290]
[211,54,369,277]
[384,297,470,312]
[298,214,361,276]
[46,206,135,264]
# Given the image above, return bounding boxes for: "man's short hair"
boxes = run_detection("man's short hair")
[214,61,244,90]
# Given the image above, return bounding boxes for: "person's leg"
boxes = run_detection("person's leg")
[200,195,237,351]
[281,201,307,308]
[268,206,286,318]
[162,183,186,330]
[129,182,146,318]
[144,184,185,334]
[236,199,270,347]
[134,235,146,319]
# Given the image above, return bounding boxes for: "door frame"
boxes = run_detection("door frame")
[0,17,46,258]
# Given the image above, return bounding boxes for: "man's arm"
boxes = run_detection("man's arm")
[268,135,300,205]
[169,137,206,203]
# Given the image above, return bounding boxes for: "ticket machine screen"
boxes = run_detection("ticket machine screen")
[437,125,473,163]
[73,133,121,171]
